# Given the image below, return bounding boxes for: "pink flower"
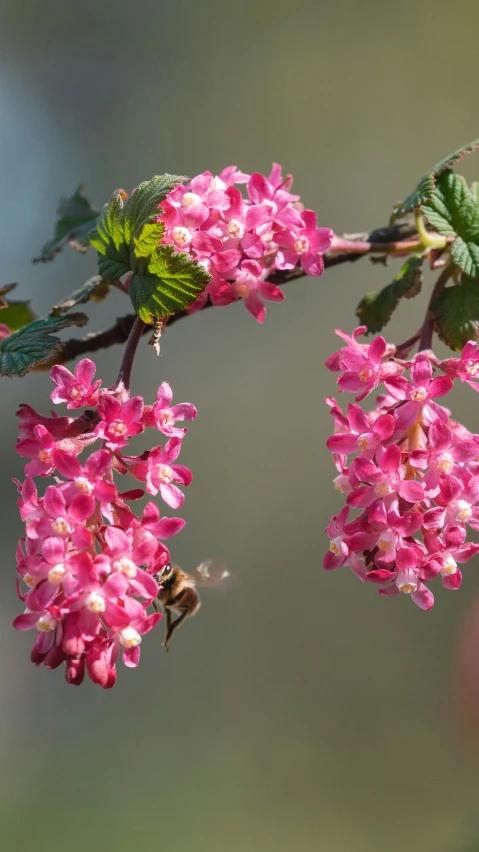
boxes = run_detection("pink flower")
[274,210,333,276]
[141,438,192,508]
[138,501,186,539]
[231,260,284,323]
[347,444,425,509]
[409,418,479,497]
[375,547,435,611]
[326,403,395,458]
[30,482,95,544]
[50,359,101,408]
[25,546,93,612]
[142,382,197,437]
[95,393,144,450]
[330,329,403,402]
[385,353,453,428]
[16,425,57,477]
[323,506,353,571]
[428,473,479,531]
[102,526,159,600]
[441,341,479,391]
[112,596,162,668]
[54,448,118,504]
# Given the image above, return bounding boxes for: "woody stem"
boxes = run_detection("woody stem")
[113,315,146,394]
[329,235,424,255]
[417,265,455,353]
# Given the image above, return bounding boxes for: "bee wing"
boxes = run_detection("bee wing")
[193,559,232,588]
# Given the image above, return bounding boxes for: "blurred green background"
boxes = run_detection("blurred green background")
[1,1,479,850]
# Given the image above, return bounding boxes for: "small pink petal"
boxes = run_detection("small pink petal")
[148,517,186,539]
[323,551,346,570]
[171,464,192,486]
[258,281,284,302]
[428,375,454,398]
[105,526,130,555]
[374,413,395,440]
[397,480,424,502]
[160,482,184,509]
[13,611,41,630]
[367,569,395,584]
[245,291,266,323]
[443,570,463,590]
[122,646,141,668]
[396,547,418,571]
[54,450,83,479]
[326,434,359,454]
[248,173,272,204]
[411,585,435,610]
[85,450,112,479]
[411,355,432,387]
[368,336,387,363]
[94,480,118,503]
[380,444,400,475]
[161,437,182,465]
[43,486,66,517]
[130,570,158,599]
[301,254,324,277]
[429,419,452,451]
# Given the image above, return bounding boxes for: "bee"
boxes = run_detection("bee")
[155,559,231,651]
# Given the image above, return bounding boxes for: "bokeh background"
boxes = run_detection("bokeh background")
[1,1,479,850]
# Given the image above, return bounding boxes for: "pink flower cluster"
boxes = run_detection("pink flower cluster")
[159,164,333,323]
[13,359,196,687]
[324,329,479,609]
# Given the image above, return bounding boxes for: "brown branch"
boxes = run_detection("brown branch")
[418,264,455,352]
[49,219,427,366]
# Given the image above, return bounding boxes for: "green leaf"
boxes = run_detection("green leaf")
[391,137,479,221]
[129,245,211,322]
[431,137,479,176]
[0,283,36,331]
[90,190,131,280]
[422,171,479,276]
[33,186,99,263]
[432,275,479,350]
[50,276,110,317]
[0,314,87,377]
[134,222,165,259]
[450,238,479,278]
[355,255,423,333]
[422,171,478,236]
[392,173,436,220]
[0,300,36,331]
[90,175,186,283]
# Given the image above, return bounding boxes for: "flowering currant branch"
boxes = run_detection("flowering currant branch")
[9,139,479,687]
[44,219,434,367]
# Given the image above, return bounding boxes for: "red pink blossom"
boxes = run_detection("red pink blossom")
[13,358,195,688]
[324,328,479,611]
[159,164,332,323]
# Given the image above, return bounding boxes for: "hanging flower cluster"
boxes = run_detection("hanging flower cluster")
[13,358,196,688]
[158,164,333,322]
[324,329,479,609]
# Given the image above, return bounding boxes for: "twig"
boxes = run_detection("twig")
[418,264,455,352]
[394,330,422,358]
[111,315,146,395]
